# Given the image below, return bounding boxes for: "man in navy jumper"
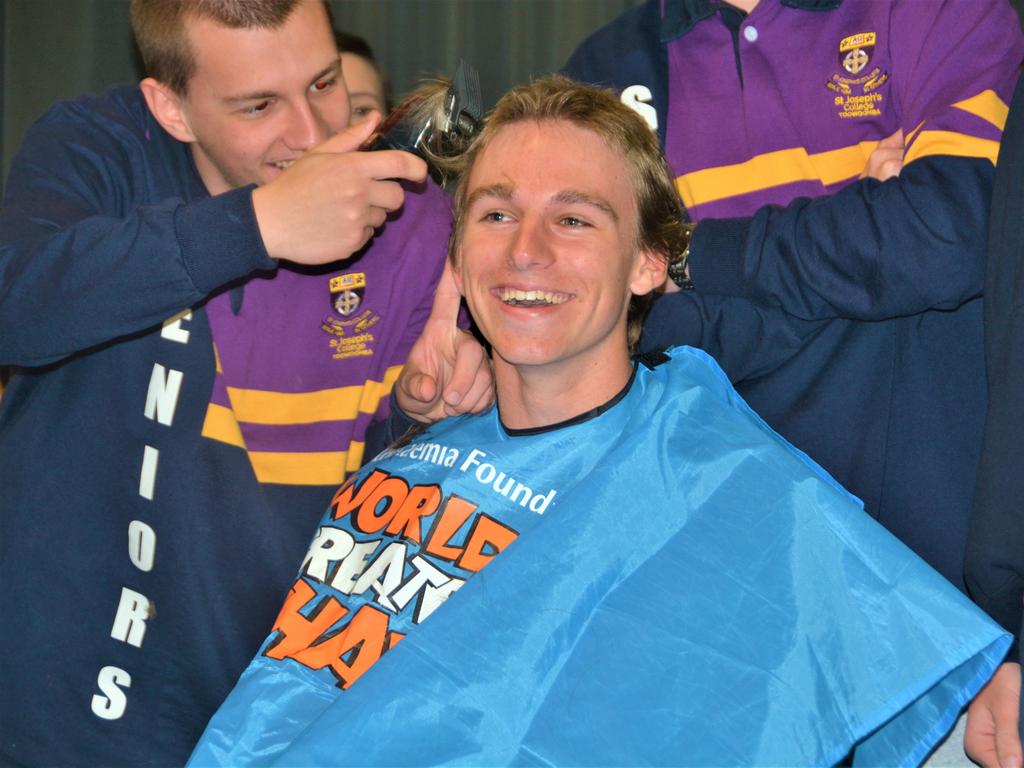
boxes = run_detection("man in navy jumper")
[965,72,1024,766]
[0,1,488,765]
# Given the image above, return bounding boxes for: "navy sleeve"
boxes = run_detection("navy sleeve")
[640,291,820,384]
[691,155,992,321]
[966,75,1024,655]
[0,99,275,367]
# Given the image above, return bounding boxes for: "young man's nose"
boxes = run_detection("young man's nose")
[285,101,330,151]
[508,219,554,271]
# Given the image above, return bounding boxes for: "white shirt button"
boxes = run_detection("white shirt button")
[744,25,759,42]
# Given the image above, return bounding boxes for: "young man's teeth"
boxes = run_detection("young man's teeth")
[273,160,294,170]
[500,288,567,306]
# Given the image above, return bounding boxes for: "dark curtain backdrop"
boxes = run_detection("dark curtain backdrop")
[0,0,639,194]
[6,0,1024,195]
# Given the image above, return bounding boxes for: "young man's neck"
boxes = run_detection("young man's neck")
[494,353,634,431]
[727,0,760,12]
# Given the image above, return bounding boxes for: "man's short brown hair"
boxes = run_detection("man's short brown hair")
[131,0,329,94]
[445,75,688,350]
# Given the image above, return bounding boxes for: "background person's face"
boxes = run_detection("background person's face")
[455,119,657,380]
[341,52,386,123]
[179,0,349,194]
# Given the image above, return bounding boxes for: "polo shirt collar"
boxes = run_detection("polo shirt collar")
[660,0,843,42]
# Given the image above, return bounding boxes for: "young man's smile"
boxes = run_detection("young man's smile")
[495,286,573,307]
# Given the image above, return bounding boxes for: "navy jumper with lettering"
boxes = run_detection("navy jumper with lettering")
[0,85,450,766]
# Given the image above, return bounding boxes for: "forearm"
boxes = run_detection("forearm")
[0,187,274,367]
[640,291,817,384]
[966,305,1024,654]
[689,155,992,322]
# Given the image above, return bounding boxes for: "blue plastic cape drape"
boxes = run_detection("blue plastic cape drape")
[190,347,1009,767]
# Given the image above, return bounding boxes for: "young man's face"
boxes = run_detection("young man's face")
[178,0,348,194]
[454,119,660,378]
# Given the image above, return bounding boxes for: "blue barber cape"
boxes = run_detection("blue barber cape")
[190,347,1009,767]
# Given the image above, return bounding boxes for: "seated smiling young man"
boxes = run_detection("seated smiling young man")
[190,78,1011,767]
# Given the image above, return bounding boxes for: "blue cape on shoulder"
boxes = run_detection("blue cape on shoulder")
[191,347,1008,767]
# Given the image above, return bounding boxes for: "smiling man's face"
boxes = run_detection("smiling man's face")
[454,118,660,382]
[176,0,349,194]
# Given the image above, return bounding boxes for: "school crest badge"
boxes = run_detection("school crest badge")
[321,271,380,359]
[839,32,874,75]
[330,272,366,317]
[826,31,889,119]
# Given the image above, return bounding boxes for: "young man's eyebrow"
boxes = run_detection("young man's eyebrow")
[222,61,340,105]
[307,61,341,88]
[224,90,278,105]
[465,183,514,208]
[465,185,618,222]
[553,189,619,221]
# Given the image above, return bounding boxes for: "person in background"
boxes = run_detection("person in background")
[0,0,487,765]
[335,29,389,124]
[964,72,1024,768]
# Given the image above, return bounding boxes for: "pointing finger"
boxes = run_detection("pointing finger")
[313,111,381,154]
[429,261,464,328]
[357,149,428,183]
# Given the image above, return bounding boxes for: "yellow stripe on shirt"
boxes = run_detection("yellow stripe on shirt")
[809,142,883,186]
[952,89,1009,130]
[675,141,879,209]
[201,402,246,448]
[678,105,1004,209]
[201,407,369,483]
[225,364,404,425]
[247,442,366,485]
[904,130,1001,165]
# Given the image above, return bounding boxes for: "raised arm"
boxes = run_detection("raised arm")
[0,96,426,368]
[640,291,820,385]
[0,97,274,367]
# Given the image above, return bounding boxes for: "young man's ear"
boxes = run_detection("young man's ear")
[629,249,669,297]
[139,77,196,144]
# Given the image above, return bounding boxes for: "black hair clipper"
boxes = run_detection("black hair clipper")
[362,60,483,185]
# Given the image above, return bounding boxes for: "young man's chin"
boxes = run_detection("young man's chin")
[493,344,575,372]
